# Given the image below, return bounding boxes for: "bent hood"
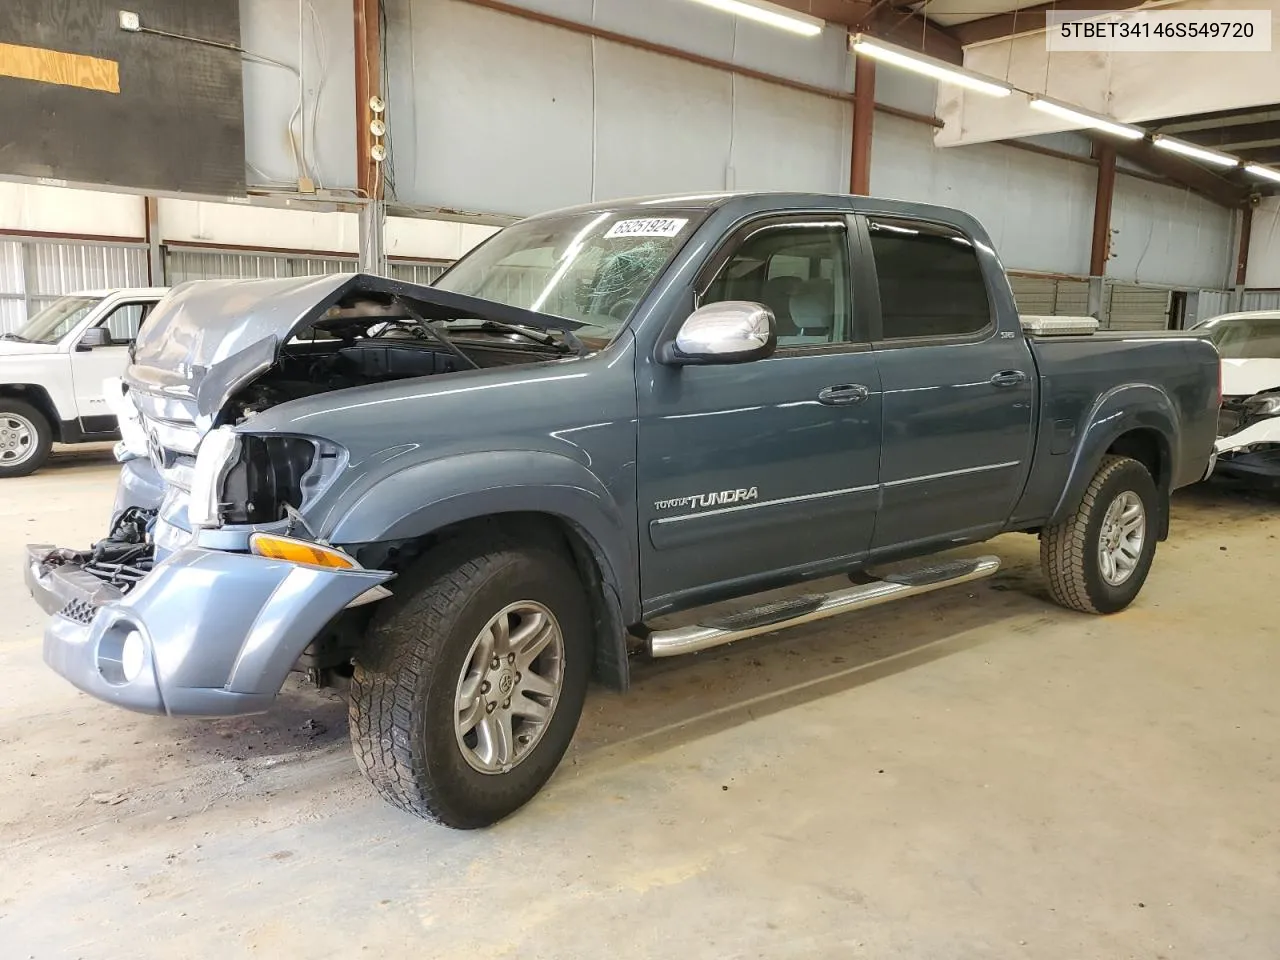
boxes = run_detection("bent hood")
[1221,357,1280,398]
[125,272,579,419]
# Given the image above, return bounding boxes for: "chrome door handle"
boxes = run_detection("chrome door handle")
[818,383,870,405]
[990,370,1028,388]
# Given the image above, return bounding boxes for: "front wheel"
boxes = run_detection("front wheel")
[0,400,53,478]
[1040,455,1160,615]
[349,532,591,828]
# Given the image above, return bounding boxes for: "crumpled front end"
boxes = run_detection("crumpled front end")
[1211,389,1280,484]
[26,530,393,717]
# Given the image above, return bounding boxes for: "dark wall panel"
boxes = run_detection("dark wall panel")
[0,0,244,195]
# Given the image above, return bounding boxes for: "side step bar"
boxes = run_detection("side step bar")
[647,556,1001,658]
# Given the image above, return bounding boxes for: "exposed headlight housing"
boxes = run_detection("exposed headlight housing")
[1243,393,1280,418]
[188,426,241,528]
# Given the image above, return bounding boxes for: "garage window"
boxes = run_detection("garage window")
[867,217,992,341]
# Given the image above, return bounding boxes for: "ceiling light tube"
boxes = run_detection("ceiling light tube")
[1245,163,1280,183]
[1152,135,1239,168]
[685,0,824,36]
[851,34,1013,98]
[1029,97,1144,140]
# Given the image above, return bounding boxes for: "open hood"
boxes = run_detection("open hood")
[125,273,580,419]
[1221,358,1280,399]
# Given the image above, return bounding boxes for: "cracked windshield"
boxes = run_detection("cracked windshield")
[434,210,699,340]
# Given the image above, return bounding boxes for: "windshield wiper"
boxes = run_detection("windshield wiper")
[446,320,586,357]
[0,333,29,342]
[391,297,479,370]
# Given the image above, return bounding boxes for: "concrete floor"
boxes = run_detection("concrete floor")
[2,449,1278,960]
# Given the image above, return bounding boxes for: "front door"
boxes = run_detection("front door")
[69,301,154,429]
[637,214,882,613]
[862,215,1036,554]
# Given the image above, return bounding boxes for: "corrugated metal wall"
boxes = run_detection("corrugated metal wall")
[1195,289,1232,323]
[1243,290,1280,311]
[0,237,148,333]
[165,248,357,284]
[389,261,450,286]
[1105,285,1172,331]
[1008,275,1090,316]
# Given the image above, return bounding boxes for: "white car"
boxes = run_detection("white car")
[1193,310,1280,484]
[0,287,168,477]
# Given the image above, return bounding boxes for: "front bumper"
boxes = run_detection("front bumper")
[26,544,393,717]
[1212,447,1280,485]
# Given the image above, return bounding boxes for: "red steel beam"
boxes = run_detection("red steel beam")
[850,54,875,194]
[1090,141,1116,276]
[354,0,382,199]
[1236,204,1254,287]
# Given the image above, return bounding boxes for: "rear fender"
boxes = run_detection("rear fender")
[1050,384,1178,533]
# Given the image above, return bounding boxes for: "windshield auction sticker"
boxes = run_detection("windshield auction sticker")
[1047,10,1271,51]
[605,217,689,239]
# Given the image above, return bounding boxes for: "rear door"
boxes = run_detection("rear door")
[636,213,882,611]
[860,215,1035,553]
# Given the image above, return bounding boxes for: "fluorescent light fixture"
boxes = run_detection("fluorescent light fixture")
[1029,97,1144,140]
[1245,163,1280,183]
[851,34,1013,98]
[1153,135,1239,168]
[685,0,823,36]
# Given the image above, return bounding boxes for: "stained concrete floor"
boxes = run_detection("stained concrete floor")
[1,449,1278,959]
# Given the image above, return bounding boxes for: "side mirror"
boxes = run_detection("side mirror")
[660,301,777,366]
[76,327,112,351]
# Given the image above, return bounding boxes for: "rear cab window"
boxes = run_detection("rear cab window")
[865,216,993,343]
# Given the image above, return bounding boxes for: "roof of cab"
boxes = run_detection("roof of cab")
[69,287,169,298]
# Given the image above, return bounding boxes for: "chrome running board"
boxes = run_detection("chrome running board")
[647,556,1001,658]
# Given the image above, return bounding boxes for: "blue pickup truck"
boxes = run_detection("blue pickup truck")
[27,192,1219,828]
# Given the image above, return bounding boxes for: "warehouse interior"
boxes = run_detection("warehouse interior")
[2,0,1279,957]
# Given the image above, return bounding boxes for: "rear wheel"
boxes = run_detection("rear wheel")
[0,400,52,478]
[1040,455,1159,614]
[349,531,591,828]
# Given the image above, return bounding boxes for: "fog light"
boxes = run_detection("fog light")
[121,630,146,683]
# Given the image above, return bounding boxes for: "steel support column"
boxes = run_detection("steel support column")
[1088,142,1116,322]
[144,196,164,286]
[850,54,875,196]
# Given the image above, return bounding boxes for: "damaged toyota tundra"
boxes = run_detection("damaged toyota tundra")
[26,193,1220,828]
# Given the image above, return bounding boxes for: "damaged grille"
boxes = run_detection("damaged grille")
[131,390,203,493]
[57,598,98,625]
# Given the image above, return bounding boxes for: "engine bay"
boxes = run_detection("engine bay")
[224,300,562,424]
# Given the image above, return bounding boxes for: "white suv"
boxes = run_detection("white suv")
[0,287,167,477]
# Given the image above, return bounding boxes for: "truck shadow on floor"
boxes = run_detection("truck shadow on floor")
[568,541,1052,774]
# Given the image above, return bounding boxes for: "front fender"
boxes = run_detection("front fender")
[326,450,639,619]
[1050,383,1179,527]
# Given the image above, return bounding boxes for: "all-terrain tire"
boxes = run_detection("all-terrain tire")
[0,399,53,478]
[349,530,591,828]
[1040,455,1160,615]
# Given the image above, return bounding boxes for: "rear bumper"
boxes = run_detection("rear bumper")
[27,543,392,717]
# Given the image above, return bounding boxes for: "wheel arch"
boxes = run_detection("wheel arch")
[330,453,639,691]
[1050,386,1179,539]
[0,384,61,441]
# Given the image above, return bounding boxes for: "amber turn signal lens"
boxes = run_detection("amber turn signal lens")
[249,533,357,570]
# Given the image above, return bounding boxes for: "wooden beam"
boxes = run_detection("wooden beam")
[354,0,382,199]
[1236,205,1254,287]
[0,42,119,94]
[949,0,1142,46]
[850,54,875,194]
[1105,137,1248,209]
[1090,142,1116,277]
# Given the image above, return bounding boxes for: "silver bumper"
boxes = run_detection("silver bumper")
[26,544,393,717]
